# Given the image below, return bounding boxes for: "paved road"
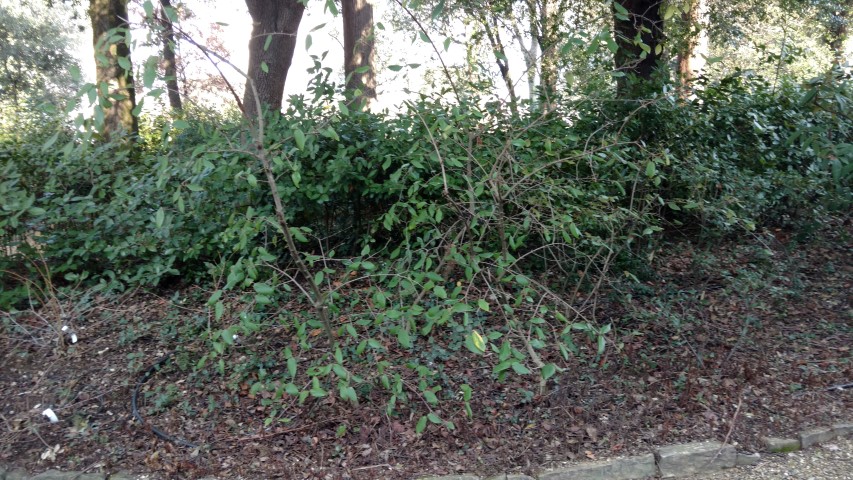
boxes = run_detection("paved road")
[702,436,853,480]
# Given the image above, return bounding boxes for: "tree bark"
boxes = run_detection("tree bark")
[677,0,709,87]
[159,0,182,111]
[828,0,852,66]
[613,0,664,96]
[243,0,305,119]
[342,0,376,110]
[537,0,560,108]
[89,0,139,138]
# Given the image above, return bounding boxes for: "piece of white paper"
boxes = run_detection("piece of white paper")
[42,408,59,423]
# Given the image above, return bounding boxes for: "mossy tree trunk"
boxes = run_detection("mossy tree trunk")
[89,0,139,138]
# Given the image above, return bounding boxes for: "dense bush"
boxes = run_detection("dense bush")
[2,70,850,305]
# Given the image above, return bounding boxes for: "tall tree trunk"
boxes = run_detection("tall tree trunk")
[677,0,709,87]
[159,0,182,111]
[476,11,519,117]
[342,0,376,110]
[537,0,559,109]
[243,0,305,119]
[89,0,139,138]
[613,0,664,96]
[829,0,852,66]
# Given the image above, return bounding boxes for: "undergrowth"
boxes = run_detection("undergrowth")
[1,65,851,435]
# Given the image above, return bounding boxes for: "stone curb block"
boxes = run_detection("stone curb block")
[763,436,801,453]
[538,454,656,480]
[657,441,736,478]
[418,476,480,480]
[832,422,853,437]
[799,426,836,449]
[4,469,30,480]
[735,453,761,466]
[31,471,106,480]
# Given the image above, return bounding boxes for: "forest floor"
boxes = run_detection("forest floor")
[1,218,851,479]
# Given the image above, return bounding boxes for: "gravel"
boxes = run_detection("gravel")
[701,436,853,480]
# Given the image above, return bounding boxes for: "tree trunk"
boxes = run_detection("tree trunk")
[829,0,852,66]
[342,0,376,110]
[613,0,664,96]
[243,0,305,119]
[159,0,182,111]
[677,0,709,86]
[538,0,559,109]
[89,0,139,138]
[476,11,519,117]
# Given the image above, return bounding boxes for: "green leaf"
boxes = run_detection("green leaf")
[214,301,224,321]
[460,384,472,401]
[207,290,222,305]
[293,129,306,150]
[415,415,427,434]
[430,0,445,20]
[155,208,165,228]
[512,363,531,375]
[388,65,404,72]
[569,223,582,238]
[313,271,324,286]
[465,331,486,355]
[397,328,412,349]
[477,299,490,312]
[325,0,339,15]
[663,4,678,20]
[645,161,656,177]
[424,390,438,404]
[261,61,269,73]
[305,34,313,50]
[433,285,447,299]
[254,282,274,295]
[263,34,273,51]
[246,173,258,187]
[443,37,452,51]
[427,412,442,424]
[340,386,358,404]
[541,363,556,380]
[143,59,157,88]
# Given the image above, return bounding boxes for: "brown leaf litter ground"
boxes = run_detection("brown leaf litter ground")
[1,220,851,479]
